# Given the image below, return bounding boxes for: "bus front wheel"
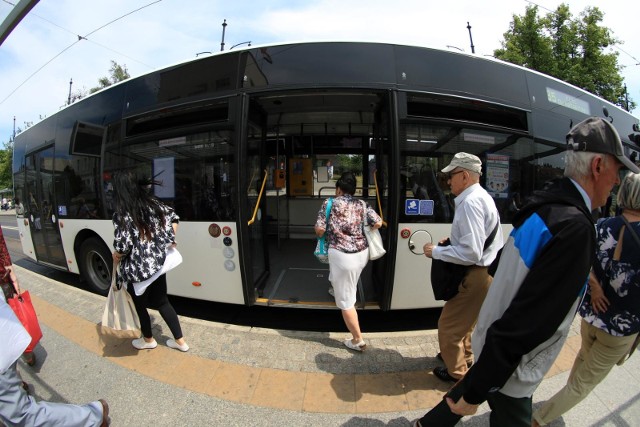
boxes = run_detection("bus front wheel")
[78,238,112,296]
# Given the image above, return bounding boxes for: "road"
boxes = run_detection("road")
[0,214,440,332]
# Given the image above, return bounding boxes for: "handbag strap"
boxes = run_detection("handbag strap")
[325,198,333,223]
[360,200,367,227]
[322,198,333,239]
[483,217,500,251]
[620,215,640,248]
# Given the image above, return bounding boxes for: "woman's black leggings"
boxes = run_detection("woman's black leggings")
[127,274,183,340]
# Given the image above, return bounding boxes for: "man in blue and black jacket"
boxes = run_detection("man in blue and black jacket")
[415,116,640,427]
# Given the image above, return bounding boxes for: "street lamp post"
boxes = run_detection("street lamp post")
[467,22,475,54]
[220,19,227,51]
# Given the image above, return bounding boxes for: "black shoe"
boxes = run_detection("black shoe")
[433,367,459,383]
[435,352,473,368]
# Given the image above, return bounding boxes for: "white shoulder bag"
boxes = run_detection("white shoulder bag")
[361,200,385,260]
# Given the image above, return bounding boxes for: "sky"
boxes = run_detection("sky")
[1,0,639,144]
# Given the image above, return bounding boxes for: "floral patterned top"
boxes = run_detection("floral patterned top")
[315,194,382,254]
[579,216,640,336]
[113,204,179,287]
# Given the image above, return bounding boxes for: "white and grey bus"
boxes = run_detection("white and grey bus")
[12,41,640,310]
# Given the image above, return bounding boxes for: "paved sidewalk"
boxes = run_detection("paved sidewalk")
[12,265,640,426]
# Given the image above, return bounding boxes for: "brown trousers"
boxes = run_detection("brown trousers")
[438,266,492,379]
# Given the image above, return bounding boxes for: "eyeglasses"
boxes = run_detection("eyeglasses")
[446,170,465,180]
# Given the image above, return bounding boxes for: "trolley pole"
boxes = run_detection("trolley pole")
[68,78,73,105]
[467,22,475,54]
[220,19,227,51]
[624,84,629,111]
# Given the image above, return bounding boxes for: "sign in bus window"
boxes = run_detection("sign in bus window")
[405,199,434,216]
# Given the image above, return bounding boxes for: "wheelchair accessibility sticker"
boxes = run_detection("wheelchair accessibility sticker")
[405,199,434,216]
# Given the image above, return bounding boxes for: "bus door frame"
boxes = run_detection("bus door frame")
[371,89,400,311]
[235,92,270,306]
[24,145,68,269]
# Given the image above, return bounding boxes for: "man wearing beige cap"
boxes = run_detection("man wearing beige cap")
[423,152,503,384]
[414,117,639,427]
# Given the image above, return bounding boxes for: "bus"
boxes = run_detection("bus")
[12,41,640,310]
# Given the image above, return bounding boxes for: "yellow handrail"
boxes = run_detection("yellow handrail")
[248,169,268,226]
[373,170,387,227]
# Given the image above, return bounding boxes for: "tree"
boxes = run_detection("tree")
[494,4,634,111]
[66,60,130,105]
[0,142,13,190]
[90,60,130,94]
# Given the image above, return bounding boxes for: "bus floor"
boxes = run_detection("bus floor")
[259,238,376,308]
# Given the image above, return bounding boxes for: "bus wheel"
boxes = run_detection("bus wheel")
[78,238,112,296]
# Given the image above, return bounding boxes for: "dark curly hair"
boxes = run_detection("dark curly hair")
[336,172,357,195]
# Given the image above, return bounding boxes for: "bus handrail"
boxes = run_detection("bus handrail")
[248,169,268,226]
[373,170,387,228]
[317,186,377,196]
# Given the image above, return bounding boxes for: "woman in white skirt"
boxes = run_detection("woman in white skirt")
[315,172,382,351]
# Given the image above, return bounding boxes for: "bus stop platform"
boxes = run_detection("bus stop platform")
[13,265,640,426]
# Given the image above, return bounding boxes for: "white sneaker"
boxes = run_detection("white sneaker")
[344,338,366,351]
[167,338,189,352]
[328,286,335,297]
[132,337,157,350]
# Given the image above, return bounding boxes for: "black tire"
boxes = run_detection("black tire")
[78,237,112,296]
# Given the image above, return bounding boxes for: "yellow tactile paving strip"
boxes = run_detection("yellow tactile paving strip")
[30,294,581,413]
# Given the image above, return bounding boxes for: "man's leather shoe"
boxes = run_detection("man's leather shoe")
[433,367,459,383]
[22,352,36,366]
[435,352,473,368]
[99,399,109,427]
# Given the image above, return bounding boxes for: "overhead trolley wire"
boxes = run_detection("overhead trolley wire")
[1,0,162,106]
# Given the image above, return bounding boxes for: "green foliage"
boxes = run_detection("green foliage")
[494,4,634,111]
[89,60,130,94]
[336,154,363,175]
[0,142,13,190]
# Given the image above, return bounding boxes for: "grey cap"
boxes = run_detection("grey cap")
[441,152,483,175]
[567,117,640,173]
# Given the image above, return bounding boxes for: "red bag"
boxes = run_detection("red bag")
[7,290,43,353]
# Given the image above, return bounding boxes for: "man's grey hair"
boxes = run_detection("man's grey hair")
[563,150,608,180]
